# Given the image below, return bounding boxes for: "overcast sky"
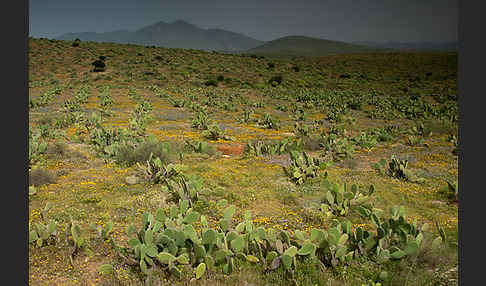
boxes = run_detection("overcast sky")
[29,0,458,43]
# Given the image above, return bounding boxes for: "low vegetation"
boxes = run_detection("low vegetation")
[28,37,457,285]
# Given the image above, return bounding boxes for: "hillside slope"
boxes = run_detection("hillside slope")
[244,35,379,57]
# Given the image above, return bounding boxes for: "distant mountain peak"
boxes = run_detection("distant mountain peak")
[173,19,190,25]
[56,19,264,52]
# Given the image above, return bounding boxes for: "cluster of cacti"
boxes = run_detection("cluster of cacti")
[61,98,82,113]
[29,129,48,167]
[276,104,289,112]
[387,155,413,180]
[169,97,188,108]
[357,205,426,263]
[283,151,322,185]
[137,153,184,186]
[163,175,205,208]
[408,122,432,137]
[293,122,314,138]
[146,85,168,98]
[290,107,307,121]
[320,182,375,217]
[326,102,349,123]
[66,219,86,266]
[29,86,62,109]
[258,113,280,130]
[320,133,354,162]
[222,102,238,112]
[82,112,102,134]
[237,109,255,123]
[368,125,399,142]
[129,100,153,135]
[191,111,211,130]
[110,199,211,279]
[245,138,297,157]
[252,101,266,108]
[372,156,423,182]
[73,84,91,104]
[352,132,378,150]
[184,139,216,155]
[88,125,135,157]
[108,197,435,282]
[448,134,458,155]
[329,124,348,137]
[438,180,458,203]
[202,123,232,141]
[406,135,424,146]
[128,87,142,101]
[61,85,89,114]
[59,85,91,115]
[98,86,114,116]
[29,203,57,247]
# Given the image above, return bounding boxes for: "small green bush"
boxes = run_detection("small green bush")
[91,60,106,72]
[268,75,283,86]
[204,79,218,87]
[115,140,173,167]
[72,38,80,47]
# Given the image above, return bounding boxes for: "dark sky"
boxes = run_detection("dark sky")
[29,0,458,43]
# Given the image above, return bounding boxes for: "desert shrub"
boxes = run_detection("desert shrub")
[29,167,57,187]
[115,139,173,167]
[72,38,80,47]
[91,59,106,72]
[204,79,218,87]
[268,75,283,86]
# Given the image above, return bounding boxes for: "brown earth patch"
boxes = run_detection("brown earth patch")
[216,143,246,156]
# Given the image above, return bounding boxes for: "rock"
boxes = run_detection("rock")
[125,176,139,185]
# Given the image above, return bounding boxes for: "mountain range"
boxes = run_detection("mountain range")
[56,20,455,56]
[56,20,264,52]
